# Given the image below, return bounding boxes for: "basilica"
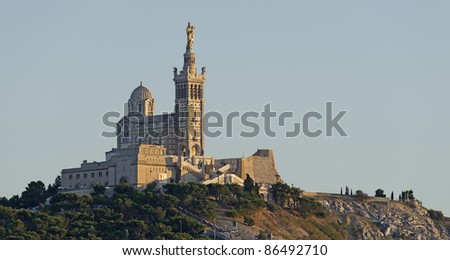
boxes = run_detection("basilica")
[61,23,281,190]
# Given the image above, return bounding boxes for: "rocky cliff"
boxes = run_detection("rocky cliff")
[316,195,448,240]
[214,194,448,240]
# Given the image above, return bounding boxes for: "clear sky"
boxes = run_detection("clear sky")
[1,1,449,215]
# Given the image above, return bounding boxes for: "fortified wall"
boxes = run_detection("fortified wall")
[215,149,281,184]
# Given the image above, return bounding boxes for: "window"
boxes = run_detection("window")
[98,172,103,177]
[91,172,95,178]
[84,173,87,179]
[69,175,73,180]
[106,171,109,177]
[159,173,168,184]
[76,174,80,179]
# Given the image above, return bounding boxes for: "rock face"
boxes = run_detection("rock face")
[317,196,448,240]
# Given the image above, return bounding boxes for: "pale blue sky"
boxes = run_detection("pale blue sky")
[1,1,449,215]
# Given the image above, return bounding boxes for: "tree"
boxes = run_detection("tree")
[375,189,386,198]
[8,195,20,208]
[0,197,8,207]
[390,191,394,200]
[296,196,327,218]
[407,190,415,201]
[355,190,367,198]
[345,186,349,196]
[270,182,300,208]
[21,181,47,208]
[399,190,415,202]
[92,184,106,196]
[340,187,343,195]
[2,182,215,240]
[243,174,255,193]
[46,176,62,197]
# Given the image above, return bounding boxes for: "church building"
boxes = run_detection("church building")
[60,23,281,190]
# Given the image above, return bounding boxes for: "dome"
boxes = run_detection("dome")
[130,82,153,101]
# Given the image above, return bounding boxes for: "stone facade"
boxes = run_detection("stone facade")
[215,149,281,184]
[61,144,178,189]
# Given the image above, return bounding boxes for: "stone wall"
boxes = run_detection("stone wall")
[241,149,280,184]
[215,149,281,184]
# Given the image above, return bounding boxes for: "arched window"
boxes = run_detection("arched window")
[191,145,200,156]
[138,103,143,113]
[119,176,128,185]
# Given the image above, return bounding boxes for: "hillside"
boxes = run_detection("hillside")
[216,194,448,240]
[0,181,448,240]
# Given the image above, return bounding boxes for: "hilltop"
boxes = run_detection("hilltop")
[0,180,448,240]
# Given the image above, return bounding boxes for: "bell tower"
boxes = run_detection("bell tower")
[173,23,206,157]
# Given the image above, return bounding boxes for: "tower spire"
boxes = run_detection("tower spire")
[173,23,206,157]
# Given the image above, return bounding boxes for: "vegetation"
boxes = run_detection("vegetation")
[375,189,386,198]
[354,190,369,201]
[243,215,255,226]
[427,209,450,234]
[355,190,366,197]
[428,209,445,222]
[4,176,431,240]
[399,190,415,202]
[257,230,271,240]
[270,182,302,208]
[269,182,325,218]
[0,177,270,239]
[0,182,210,239]
[0,177,61,209]
[296,196,327,218]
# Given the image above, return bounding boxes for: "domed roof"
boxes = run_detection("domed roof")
[130,82,153,101]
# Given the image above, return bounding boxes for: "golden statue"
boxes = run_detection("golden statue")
[186,22,195,49]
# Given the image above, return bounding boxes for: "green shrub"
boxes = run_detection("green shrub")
[267,203,281,212]
[296,197,327,218]
[243,215,255,226]
[428,209,445,222]
[225,210,240,218]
